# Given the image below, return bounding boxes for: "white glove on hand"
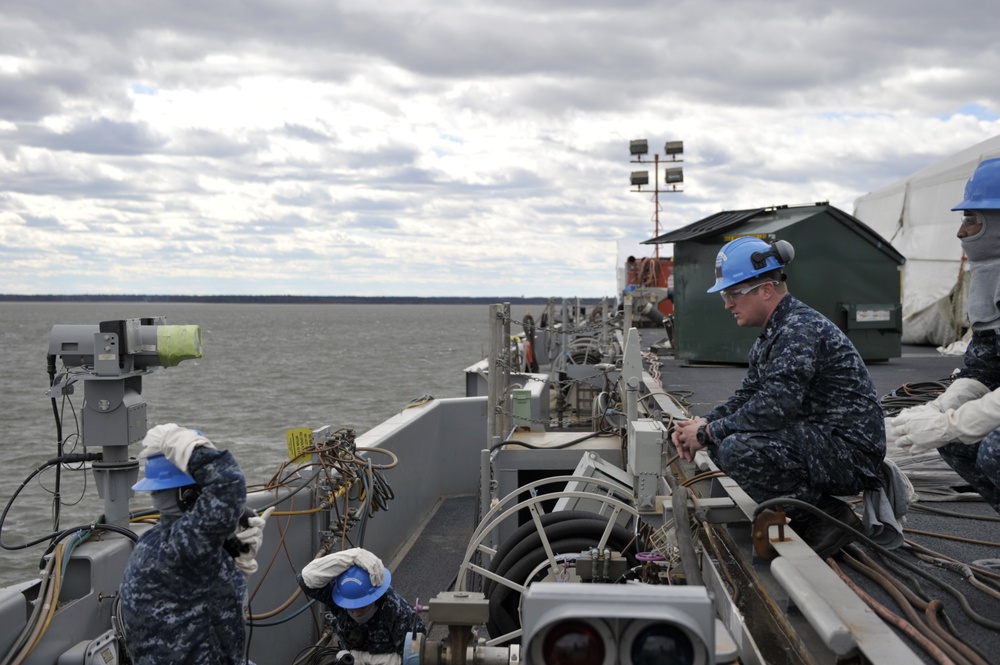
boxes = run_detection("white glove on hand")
[234,507,274,577]
[139,424,216,474]
[138,423,181,459]
[891,410,950,455]
[929,378,990,412]
[301,547,385,589]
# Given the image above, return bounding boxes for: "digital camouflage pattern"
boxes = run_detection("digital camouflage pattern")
[121,446,248,664]
[703,295,886,507]
[298,578,426,658]
[938,327,1000,510]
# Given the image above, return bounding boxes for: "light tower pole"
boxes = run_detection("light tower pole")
[629,139,684,259]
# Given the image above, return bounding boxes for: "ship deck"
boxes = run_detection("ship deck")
[391,340,1000,663]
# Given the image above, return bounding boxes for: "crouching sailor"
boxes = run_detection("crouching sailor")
[890,158,1000,512]
[121,424,272,664]
[297,547,426,665]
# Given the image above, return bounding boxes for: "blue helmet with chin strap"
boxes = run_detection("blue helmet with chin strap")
[132,453,196,491]
[707,236,795,293]
[331,564,392,609]
[952,157,1000,211]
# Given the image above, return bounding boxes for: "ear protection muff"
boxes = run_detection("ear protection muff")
[178,485,201,512]
[750,239,795,270]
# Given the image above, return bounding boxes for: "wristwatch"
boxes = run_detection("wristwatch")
[696,424,711,447]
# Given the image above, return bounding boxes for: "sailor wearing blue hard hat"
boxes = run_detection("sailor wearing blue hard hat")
[890,158,1000,512]
[298,548,425,665]
[120,424,273,664]
[673,234,888,558]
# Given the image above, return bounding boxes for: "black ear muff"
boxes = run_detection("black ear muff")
[178,485,201,512]
[750,250,771,270]
[750,240,795,270]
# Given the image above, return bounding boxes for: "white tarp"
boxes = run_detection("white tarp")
[853,135,1000,345]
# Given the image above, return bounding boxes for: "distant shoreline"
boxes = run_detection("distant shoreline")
[0,294,603,305]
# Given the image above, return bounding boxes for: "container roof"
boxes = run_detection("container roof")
[643,202,905,264]
[642,208,764,244]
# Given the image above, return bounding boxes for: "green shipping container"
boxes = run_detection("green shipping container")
[645,203,905,364]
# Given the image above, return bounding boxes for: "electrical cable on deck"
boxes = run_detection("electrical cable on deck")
[841,548,985,665]
[757,497,1000,632]
[829,559,958,665]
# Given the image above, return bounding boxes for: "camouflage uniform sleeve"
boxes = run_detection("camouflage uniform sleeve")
[166,446,246,565]
[296,572,335,606]
[958,329,1000,391]
[707,297,818,440]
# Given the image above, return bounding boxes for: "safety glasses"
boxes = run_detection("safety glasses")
[961,212,984,229]
[719,280,777,302]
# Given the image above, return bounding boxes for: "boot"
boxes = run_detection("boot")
[790,496,861,559]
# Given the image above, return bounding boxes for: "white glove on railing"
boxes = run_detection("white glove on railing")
[301,547,385,589]
[926,378,990,412]
[234,507,274,576]
[139,423,216,474]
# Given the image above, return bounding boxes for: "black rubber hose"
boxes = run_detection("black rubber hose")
[488,536,604,640]
[485,518,637,640]
[487,517,634,598]
[483,510,613,597]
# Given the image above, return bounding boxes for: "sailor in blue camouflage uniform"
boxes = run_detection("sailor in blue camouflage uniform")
[890,158,1000,512]
[121,424,270,664]
[297,548,425,665]
[673,236,885,557]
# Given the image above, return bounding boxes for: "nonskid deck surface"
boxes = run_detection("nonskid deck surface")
[389,495,478,640]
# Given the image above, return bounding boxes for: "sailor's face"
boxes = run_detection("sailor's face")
[958,211,984,239]
[347,602,378,624]
[721,281,769,327]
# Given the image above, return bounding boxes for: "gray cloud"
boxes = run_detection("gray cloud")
[0,1,999,296]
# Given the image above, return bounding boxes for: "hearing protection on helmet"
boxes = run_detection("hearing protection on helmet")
[707,236,795,294]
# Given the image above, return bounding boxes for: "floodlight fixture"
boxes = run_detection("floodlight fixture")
[522,583,718,665]
[630,139,649,156]
[664,140,684,156]
[664,167,684,184]
[630,171,649,187]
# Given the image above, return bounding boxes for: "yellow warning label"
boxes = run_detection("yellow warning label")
[286,428,313,463]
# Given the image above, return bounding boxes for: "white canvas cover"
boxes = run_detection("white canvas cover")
[853,135,1000,345]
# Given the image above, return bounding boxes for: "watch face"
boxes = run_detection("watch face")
[696,426,707,444]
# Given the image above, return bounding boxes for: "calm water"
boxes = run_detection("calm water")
[0,301,531,587]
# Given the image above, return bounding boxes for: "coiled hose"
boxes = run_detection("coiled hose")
[483,510,637,640]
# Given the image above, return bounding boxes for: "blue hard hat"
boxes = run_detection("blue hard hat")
[331,564,392,609]
[952,157,1000,211]
[132,453,196,491]
[707,236,795,293]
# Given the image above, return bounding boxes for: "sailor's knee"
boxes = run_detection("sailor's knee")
[978,433,1000,478]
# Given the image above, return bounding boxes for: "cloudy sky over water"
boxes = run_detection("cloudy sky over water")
[2,1,999,298]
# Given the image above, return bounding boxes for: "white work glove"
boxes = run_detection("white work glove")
[891,387,1000,455]
[301,547,385,589]
[139,423,216,474]
[234,507,274,577]
[945,388,1000,444]
[925,378,990,412]
[890,410,950,455]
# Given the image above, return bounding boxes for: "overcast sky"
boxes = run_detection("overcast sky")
[2,0,998,298]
